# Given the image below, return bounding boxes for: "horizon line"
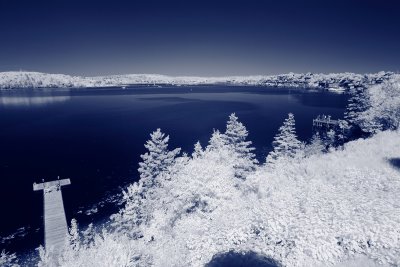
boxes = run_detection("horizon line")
[0,70,397,78]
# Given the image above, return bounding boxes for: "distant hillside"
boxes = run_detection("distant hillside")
[0,71,395,92]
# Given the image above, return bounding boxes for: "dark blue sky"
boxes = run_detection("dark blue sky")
[0,0,399,76]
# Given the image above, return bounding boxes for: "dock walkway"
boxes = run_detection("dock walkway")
[33,178,71,262]
[312,115,339,128]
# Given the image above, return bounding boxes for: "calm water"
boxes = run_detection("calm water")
[0,86,348,256]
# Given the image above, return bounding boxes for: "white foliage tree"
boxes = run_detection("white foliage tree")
[111,181,146,236]
[337,119,349,145]
[138,128,181,189]
[206,129,227,152]
[344,87,371,127]
[223,113,258,179]
[358,77,400,133]
[266,113,302,165]
[343,76,400,135]
[325,129,336,148]
[69,218,80,252]
[81,223,95,249]
[113,129,180,236]
[59,218,81,265]
[192,141,204,159]
[304,132,325,156]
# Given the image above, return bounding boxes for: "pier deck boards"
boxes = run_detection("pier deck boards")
[34,178,71,261]
[312,115,339,128]
[313,118,339,126]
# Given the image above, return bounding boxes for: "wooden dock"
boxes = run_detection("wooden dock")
[33,178,71,261]
[312,115,339,128]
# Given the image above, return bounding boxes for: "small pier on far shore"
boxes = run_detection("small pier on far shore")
[312,114,339,128]
[33,177,71,262]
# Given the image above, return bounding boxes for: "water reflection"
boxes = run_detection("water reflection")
[0,92,70,106]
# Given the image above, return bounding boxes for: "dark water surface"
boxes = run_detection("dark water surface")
[206,251,279,267]
[0,86,348,256]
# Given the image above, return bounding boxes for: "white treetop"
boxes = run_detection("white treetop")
[266,113,301,164]
[223,113,258,179]
[344,87,371,126]
[359,76,400,133]
[68,218,80,252]
[305,132,325,156]
[138,128,181,188]
[206,129,227,152]
[192,141,204,159]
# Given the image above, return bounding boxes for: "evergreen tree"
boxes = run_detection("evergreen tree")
[192,141,204,159]
[138,128,181,189]
[357,79,400,134]
[223,113,258,179]
[114,129,180,235]
[112,181,147,236]
[337,120,349,145]
[206,129,227,151]
[345,86,386,135]
[304,132,325,156]
[173,152,191,175]
[344,87,371,127]
[266,113,301,165]
[324,129,336,148]
[68,218,80,251]
[81,223,95,249]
